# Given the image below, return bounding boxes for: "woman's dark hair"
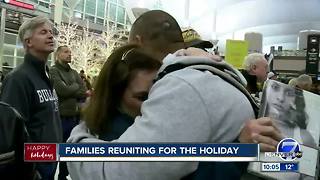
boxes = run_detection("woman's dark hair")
[84,44,162,135]
[292,89,308,129]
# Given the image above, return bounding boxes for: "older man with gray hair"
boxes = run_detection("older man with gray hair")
[241,53,268,94]
[0,16,62,180]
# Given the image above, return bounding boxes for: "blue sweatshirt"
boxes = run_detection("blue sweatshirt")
[99,112,134,141]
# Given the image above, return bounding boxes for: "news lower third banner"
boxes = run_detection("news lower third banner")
[24,143,259,162]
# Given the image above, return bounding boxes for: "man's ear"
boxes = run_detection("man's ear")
[252,64,257,71]
[134,35,143,45]
[25,39,32,48]
[249,64,258,76]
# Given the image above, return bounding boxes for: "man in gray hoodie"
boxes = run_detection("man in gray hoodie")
[67,10,282,180]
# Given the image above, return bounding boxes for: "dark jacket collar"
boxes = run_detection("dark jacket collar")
[55,60,71,71]
[241,70,259,94]
[24,53,52,88]
[24,53,48,73]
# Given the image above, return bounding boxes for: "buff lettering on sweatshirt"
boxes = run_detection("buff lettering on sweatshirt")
[36,89,59,112]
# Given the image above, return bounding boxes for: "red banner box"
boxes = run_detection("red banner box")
[24,143,57,162]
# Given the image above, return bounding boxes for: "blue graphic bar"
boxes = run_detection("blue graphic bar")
[58,143,258,157]
[280,162,299,172]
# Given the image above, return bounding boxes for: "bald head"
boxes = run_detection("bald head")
[129,10,185,61]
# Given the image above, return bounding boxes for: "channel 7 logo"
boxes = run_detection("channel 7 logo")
[265,138,303,161]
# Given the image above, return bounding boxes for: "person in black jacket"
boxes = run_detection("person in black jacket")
[0,102,36,179]
[50,45,87,180]
[0,16,63,180]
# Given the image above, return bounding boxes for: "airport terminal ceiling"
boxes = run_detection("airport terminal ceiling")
[128,0,320,53]
[1,0,319,53]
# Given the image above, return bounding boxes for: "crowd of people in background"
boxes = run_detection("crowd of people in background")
[0,9,319,180]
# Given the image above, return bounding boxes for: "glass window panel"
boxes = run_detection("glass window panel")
[2,56,14,67]
[16,57,24,66]
[85,14,95,23]
[30,0,39,3]
[105,2,109,19]
[118,0,124,5]
[39,1,49,8]
[63,1,68,7]
[3,46,14,56]
[16,41,23,49]
[117,6,125,24]
[109,3,116,21]
[4,33,17,45]
[17,48,25,57]
[109,21,115,29]
[126,15,131,25]
[117,23,124,29]
[96,18,104,25]
[75,0,84,11]
[63,7,69,14]
[109,0,116,3]
[51,7,55,15]
[74,11,83,19]
[97,0,105,17]
[85,0,96,15]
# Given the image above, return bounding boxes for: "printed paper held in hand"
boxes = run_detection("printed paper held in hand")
[248,80,320,180]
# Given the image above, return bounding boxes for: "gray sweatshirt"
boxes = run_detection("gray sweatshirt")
[67,53,255,180]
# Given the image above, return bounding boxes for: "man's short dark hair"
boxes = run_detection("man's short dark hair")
[56,45,68,53]
[129,10,184,47]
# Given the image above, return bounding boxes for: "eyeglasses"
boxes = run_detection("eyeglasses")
[121,48,135,61]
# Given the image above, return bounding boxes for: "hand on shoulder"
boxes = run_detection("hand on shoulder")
[175,47,222,62]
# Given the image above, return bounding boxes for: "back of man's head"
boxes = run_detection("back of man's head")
[129,10,185,61]
[243,53,266,72]
[296,74,312,91]
[288,78,298,87]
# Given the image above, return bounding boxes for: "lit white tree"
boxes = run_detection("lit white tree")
[54,20,128,77]
[70,25,99,72]
[54,19,79,47]
[84,28,128,77]
[98,27,129,59]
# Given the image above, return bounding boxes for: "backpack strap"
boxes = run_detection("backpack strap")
[0,102,30,161]
[155,63,259,118]
[0,102,28,137]
[0,102,36,180]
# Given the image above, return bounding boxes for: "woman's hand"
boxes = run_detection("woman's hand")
[175,47,222,62]
[238,117,284,152]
